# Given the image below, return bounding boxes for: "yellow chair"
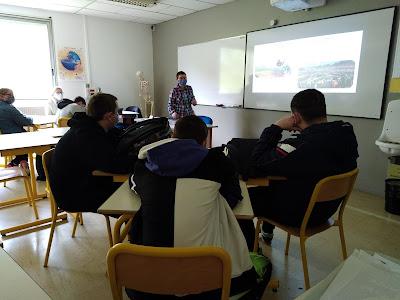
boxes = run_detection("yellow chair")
[42,148,112,267]
[0,167,38,218]
[253,168,358,290]
[107,244,232,300]
[57,117,71,128]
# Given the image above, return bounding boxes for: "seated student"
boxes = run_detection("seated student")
[46,86,64,115]
[0,88,46,179]
[56,96,86,123]
[127,115,270,300]
[50,93,135,212]
[241,89,358,245]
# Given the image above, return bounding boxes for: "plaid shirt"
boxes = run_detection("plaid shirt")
[168,84,195,117]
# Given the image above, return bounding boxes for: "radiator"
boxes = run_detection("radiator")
[16,106,46,115]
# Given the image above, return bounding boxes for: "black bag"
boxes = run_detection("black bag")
[116,117,172,158]
[225,138,258,180]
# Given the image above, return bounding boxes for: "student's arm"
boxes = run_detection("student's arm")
[251,124,283,166]
[9,106,33,127]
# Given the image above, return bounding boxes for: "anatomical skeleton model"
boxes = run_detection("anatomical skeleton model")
[136,71,154,117]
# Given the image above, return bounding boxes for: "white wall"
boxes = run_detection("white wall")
[0,4,153,109]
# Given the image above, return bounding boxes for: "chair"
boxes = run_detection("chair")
[253,168,358,290]
[0,167,38,218]
[57,117,70,127]
[124,106,143,118]
[42,149,112,267]
[198,115,213,125]
[107,244,231,300]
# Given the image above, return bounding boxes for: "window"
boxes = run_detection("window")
[0,14,55,100]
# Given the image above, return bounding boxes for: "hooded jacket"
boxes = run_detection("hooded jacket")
[50,113,135,212]
[250,121,359,225]
[129,138,258,298]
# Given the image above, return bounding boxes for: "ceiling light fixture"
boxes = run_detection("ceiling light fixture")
[107,0,159,8]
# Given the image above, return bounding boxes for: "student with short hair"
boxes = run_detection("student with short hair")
[50,93,135,212]
[56,96,86,123]
[168,71,197,120]
[242,89,359,244]
[47,86,64,115]
[127,115,270,300]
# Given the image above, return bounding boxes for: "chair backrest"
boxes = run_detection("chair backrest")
[107,244,231,300]
[57,117,71,127]
[301,168,359,233]
[42,149,58,213]
[198,115,213,125]
[125,106,143,118]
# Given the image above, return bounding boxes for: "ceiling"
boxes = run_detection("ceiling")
[0,0,236,24]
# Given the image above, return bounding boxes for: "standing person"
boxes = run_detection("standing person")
[168,71,197,120]
[46,86,64,115]
[50,93,136,212]
[239,89,358,246]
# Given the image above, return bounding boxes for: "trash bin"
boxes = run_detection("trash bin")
[385,179,400,215]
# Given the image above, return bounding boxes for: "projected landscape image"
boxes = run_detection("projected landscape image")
[298,60,355,89]
[252,30,363,93]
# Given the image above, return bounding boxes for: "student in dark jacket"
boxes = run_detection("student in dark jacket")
[127,116,270,300]
[50,93,135,212]
[241,89,358,245]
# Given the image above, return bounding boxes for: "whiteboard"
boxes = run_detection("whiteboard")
[178,36,246,107]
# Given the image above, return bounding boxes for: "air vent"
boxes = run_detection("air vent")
[107,0,159,7]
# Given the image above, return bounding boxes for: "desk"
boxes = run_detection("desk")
[92,170,129,183]
[28,115,57,128]
[98,180,254,244]
[0,131,68,237]
[0,248,51,299]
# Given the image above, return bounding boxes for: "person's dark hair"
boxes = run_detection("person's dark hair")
[290,89,326,122]
[176,71,186,79]
[174,115,208,145]
[87,93,117,121]
[74,96,86,105]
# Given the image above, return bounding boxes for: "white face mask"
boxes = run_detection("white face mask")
[54,93,63,101]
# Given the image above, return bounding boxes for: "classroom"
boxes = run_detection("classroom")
[0,0,400,299]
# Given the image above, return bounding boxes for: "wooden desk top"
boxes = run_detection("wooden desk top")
[0,248,51,299]
[0,132,60,153]
[28,115,57,126]
[98,180,254,220]
[36,127,69,137]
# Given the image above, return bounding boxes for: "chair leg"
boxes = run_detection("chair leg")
[44,203,58,267]
[105,215,113,248]
[285,233,291,255]
[299,236,310,290]
[338,222,348,259]
[253,219,262,252]
[71,213,80,238]
[24,177,39,219]
[79,213,84,225]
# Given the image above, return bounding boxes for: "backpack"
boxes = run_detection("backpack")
[225,138,258,180]
[116,117,172,158]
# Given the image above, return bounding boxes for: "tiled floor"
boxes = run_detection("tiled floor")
[1,180,400,299]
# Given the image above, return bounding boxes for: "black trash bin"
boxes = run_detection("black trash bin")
[385,179,400,215]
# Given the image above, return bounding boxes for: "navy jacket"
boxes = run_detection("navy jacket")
[0,101,32,134]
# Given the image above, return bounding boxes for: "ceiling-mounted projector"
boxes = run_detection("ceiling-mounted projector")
[107,0,159,7]
[270,0,326,11]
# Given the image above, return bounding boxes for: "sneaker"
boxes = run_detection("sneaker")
[19,160,30,175]
[261,227,274,244]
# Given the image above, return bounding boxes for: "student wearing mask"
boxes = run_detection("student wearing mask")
[168,71,197,119]
[46,87,64,115]
[50,93,136,212]
[0,88,46,179]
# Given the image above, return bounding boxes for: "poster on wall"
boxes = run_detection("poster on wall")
[57,47,86,81]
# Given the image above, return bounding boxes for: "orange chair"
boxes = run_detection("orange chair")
[57,117,70,128]
[107,244,231,300]
[253,169,358,289]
